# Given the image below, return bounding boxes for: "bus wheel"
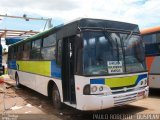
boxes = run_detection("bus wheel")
[15,74,21,88]
[52,85,62,109]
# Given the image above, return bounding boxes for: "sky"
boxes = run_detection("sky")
[0,0,160,50]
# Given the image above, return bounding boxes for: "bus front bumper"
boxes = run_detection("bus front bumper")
[77,86,149,111]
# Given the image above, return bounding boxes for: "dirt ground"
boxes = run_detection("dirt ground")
[0,77,160,120]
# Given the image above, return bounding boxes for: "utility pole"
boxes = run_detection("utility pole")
[0,14,53,30]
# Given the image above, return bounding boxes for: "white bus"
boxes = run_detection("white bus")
[8,18,149,111]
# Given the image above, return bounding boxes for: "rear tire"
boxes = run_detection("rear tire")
[52,85,62,109]
[15,74,21,88]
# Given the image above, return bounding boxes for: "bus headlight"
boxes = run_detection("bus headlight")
[140,80,144,85]
[83,84,90,95]
[83,84,112,95]
[141,79,147,85]
[91,86,97,93]
[137,79,148,87]
[144,79,147,85]
[99,86,103,91]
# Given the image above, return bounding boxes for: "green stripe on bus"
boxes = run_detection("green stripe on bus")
[105,75,138,88]
[17,61,51,76]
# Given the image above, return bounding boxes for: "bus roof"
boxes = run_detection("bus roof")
[9,25,62,46]
[10,18,139,46]
[141,26,160,35]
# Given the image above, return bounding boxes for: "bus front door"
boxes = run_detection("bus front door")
[61,37,76,104]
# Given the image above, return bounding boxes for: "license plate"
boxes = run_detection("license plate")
[137,91,145,97]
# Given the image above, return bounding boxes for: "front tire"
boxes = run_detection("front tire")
[52,85,62,109]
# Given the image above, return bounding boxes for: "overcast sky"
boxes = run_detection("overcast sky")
[0,0,160,31]
[1,0,160,50]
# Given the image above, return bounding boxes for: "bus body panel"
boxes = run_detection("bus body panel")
[146,56,160,88]
[8,68,63,102]
[149,75,160,89]
[9,60,62,79]
[75,87,148,111]
[141,26,160,89]
[146,56,160,74]
[18,71,36,90]
[74,72,149,110]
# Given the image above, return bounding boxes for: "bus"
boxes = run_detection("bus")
[141,26,160,89]
[8,18,149,111]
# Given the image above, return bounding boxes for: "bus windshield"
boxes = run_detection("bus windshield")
[82,31,146,75]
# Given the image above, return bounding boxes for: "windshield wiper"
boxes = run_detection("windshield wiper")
[103,31,114,57]
[103,31,120,61]
[126,31,134,42]
[118,30,134,72]
[115,38,120,61]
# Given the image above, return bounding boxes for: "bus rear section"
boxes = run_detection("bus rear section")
[141,26,160,89]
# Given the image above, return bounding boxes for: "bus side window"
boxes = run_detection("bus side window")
[143,34,156,44]
[41,34,56,60]
[57,39,62,66]
[41,46,56,60]
[8,47,13,60]
[13,46,18,59]
[10,47,14,60]
[156,33,160,43]
[30,39,41,60]
[23,42,31,60]
[43,34,56,47]
[17,44,24,60]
